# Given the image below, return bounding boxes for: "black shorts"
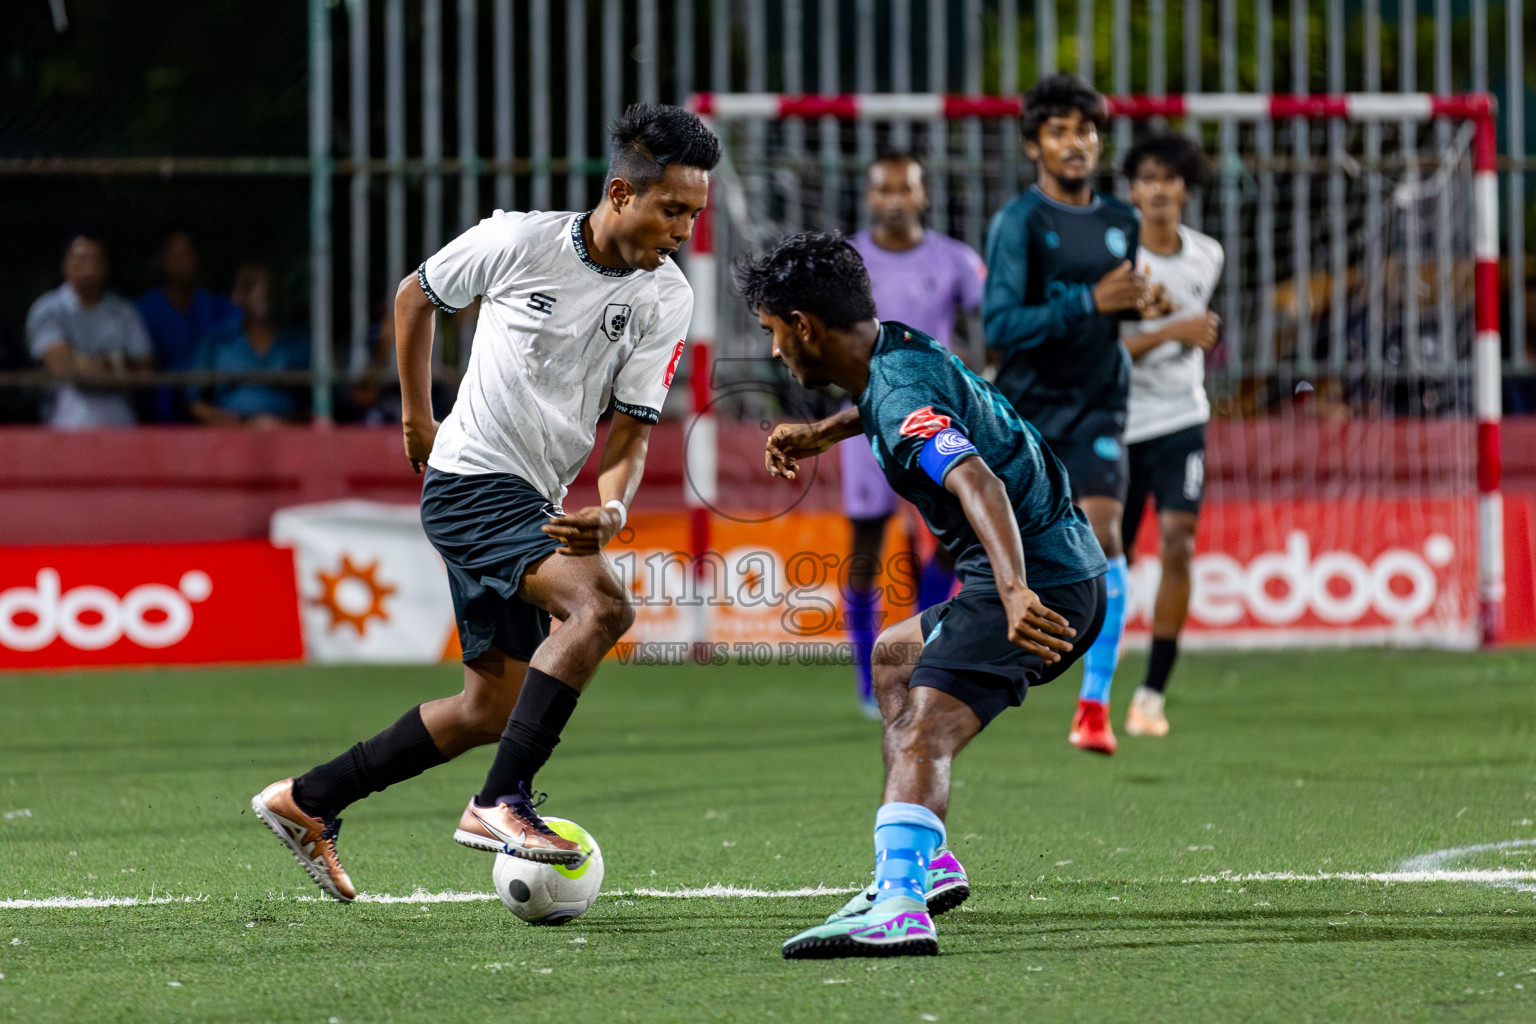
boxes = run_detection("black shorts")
[913,570,1107,727]
[1043,413,1129,504]
[1124,423,1206,552]
[420,467,562,663]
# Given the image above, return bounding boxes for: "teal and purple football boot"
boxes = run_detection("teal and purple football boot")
[825,847,970,923]
[782,896,937,959]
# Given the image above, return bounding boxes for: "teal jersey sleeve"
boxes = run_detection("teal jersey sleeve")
[867,382,968,479]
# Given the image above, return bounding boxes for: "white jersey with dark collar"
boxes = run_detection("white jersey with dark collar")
[1123,224,1224,445]
[419,209,692,502]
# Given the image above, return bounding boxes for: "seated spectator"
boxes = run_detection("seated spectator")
[136,228,237,421]
[337,307,404,425]
[26,232,153,429]
[188,263,309,427]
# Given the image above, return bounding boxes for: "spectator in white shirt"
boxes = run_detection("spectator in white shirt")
[26,233,153,429]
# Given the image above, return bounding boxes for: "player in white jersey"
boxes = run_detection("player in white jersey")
[1118,132,1223,738]
[252,104,720,899]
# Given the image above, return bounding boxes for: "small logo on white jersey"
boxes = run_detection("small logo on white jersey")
[527,292,557,315]
[601,303,632,342]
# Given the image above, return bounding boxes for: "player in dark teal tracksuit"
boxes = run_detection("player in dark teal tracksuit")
[740,231,1106,959]
[983,73,1147,756]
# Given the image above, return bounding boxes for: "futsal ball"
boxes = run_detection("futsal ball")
[492,817,605,925]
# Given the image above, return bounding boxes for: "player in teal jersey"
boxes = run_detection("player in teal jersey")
[983,73,1150,756]
[742,233,1106,958]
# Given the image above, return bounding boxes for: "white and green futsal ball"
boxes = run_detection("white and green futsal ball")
[492,817,605,925]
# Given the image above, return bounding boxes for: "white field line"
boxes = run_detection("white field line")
[1,884,861,910]
[1183,869,1536,885]
[0,895,213,910]
[13,841,1534,910]
[1185,838,1536,893]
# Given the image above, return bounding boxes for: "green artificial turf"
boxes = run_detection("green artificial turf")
[2,650,1535,1022]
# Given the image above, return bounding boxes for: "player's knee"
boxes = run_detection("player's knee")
[1159,522,1196,570]
[1097,524,1124,559]
[450,689,514,744]
[871,628,903,670]
[590,592,635,643]
[562,583,635,644]
[885,706,956,762]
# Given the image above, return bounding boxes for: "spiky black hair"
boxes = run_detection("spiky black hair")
[606,102,721,193]
[735,232,878,331]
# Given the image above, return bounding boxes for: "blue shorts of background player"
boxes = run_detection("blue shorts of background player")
[739,231,1107,959]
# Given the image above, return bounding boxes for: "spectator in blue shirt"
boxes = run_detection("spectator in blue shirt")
[137,230,238,421]
[189,262,309,427]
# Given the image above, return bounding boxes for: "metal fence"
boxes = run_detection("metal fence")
[4,3,1527,416]
[303,0,1531,422]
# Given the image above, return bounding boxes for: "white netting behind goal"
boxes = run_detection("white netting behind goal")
[707,107,1481,645]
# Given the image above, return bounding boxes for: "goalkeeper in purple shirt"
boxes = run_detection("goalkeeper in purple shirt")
[842,153,987,718]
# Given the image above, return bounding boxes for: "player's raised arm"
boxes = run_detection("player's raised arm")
[942,455,1076,661]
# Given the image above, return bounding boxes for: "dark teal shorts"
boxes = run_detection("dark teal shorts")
[421,467,562,663]
[914,567,1106,727]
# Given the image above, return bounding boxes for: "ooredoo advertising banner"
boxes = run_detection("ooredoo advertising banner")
[1,496,1526,669]
[1125,498,1479,647]
[0,542,303,669]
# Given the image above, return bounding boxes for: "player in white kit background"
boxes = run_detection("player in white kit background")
[252,104,720,899]
[1118,132,1223,738]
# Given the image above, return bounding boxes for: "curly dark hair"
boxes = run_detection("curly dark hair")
[606,102,721,193]
[734,232,877,331]
[1121,131,1210,188]
[1020,73,1108,140]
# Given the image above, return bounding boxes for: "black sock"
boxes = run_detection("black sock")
[292,705,449,819]
[1143,637,1179,694]
[476,668,581,807]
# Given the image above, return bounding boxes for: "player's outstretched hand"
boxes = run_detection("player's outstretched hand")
[764,423,833,481]
[1091,260,1147,315]
[999,580,1076,663]
[1165,310,1221,350]
[542,504,624,556]
[403,418,440,474]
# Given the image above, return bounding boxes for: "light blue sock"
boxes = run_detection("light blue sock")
[872,802,945,906]
[1079,555,1127,705]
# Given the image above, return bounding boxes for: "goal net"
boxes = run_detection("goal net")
[694,93,1500,648]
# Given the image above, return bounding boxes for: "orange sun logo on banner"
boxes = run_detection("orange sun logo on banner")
[312,555,397,635]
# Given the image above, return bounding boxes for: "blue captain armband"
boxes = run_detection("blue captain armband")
[918,427,979,485]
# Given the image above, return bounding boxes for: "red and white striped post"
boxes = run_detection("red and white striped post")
[683,181,717,655]
[1468,101,1506,646]
[691,90,1504,646]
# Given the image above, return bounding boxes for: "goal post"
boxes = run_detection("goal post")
[688,91,1505,649]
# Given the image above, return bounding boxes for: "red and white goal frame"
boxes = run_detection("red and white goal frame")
[684,91,1506,647]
